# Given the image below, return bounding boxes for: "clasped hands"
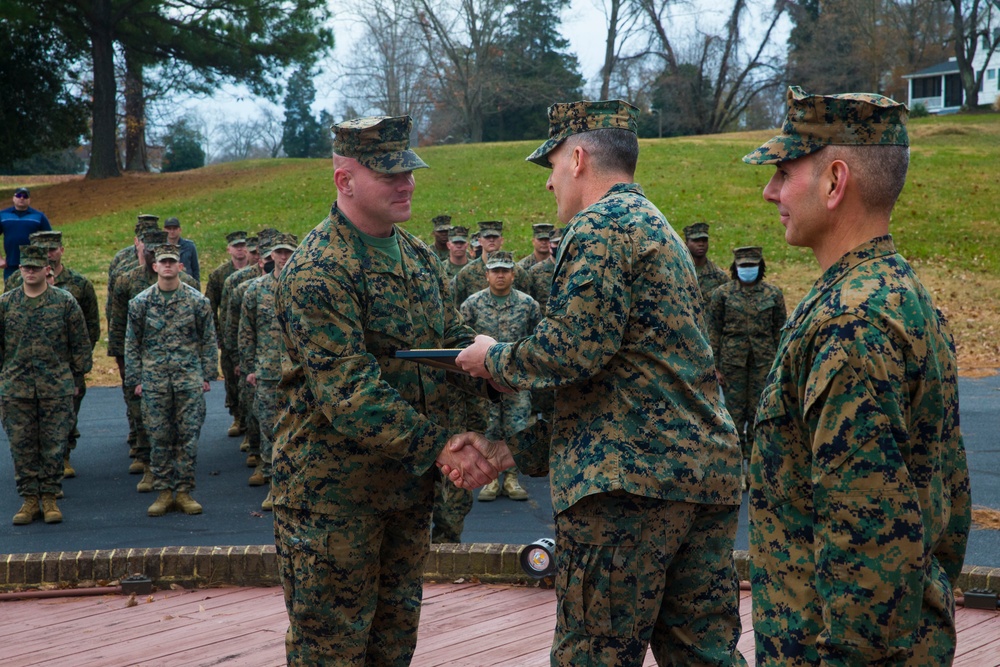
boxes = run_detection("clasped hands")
[436,432,515,490]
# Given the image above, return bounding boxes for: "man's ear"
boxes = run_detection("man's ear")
[334,167,353,196]
[824,159,850,211]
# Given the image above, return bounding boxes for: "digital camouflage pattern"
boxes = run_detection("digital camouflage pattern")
[749,236,971,665]
[682,222,709,240]
[487,183,742,514]
[743,86,909,165]
[331,115,428,174]
[527,99,640,166]
[106,217,160,332]
[526,255,556,314]
[460,287,541,440]
[450,257,530,306]
[5,265,99,350]
[109,264,199,358]
[228,272,264,457]
[443,258,468,280]
[125,283,217,492]
[708,279,786,455]
[554,491,745,666]
[696,259,729,308]
[206,259,241,413]
[0,285,92,498]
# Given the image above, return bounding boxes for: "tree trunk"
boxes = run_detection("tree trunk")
[600,0,621,99]
[950,0,980,109]
[87,0,121,179]
[124,47,149,172]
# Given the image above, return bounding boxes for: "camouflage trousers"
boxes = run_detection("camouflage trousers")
[254,379,280,479]
[431,468,473,543]
[487,389,531,476]
[2,396,74,497]
[274,498,432,666]
[142,387,206,493]
[121,381,138,448]
[126,385,151,463]
[221,348,238,416]
[67,376,86,454]
[240,375,260,456]
[720,361,770,459]
[552,491,746,667]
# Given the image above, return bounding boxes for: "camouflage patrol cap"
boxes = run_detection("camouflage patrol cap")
[744,86,909,165]
[141,229,168,249]
[527,99,639,167]
[449,226,469,243]
[30,231,63,249]
[550,227,564,243]
[484,251,515,270]
[733,246,763,266]
[432,215,452,231]
[270,232,299,253]
[332,115,429,174]
[683,222,710,241]
[134,216,160,236]
[470,232,481,248]
[19,245,48,268]
[478,221,503,237]
[155,243,181,261]
[226,231,248,247]
[246,235,259,253]
[532,223,555,239]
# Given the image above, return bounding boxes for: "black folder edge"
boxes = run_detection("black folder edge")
[393,349,468,375]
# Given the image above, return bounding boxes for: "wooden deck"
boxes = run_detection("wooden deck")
[0,582,997,666]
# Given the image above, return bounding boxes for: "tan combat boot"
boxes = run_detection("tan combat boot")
[502,472,529,501]
[239,435,250,452]
[136,465,154,493]
[148,490,174,517]
[248,466,266,486]
[128,458,145,474]
[245,453,259,468]
[12,497,41,525]
[478,478,500,502]
[261,490,273,512]
[63,455,76,478]
[228,418,243,437]
[174,492,203,515]
[41,494,63,524]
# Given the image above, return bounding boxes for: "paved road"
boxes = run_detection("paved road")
[1,376,997,568]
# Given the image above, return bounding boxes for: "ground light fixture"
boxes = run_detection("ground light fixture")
[519,537,556,579]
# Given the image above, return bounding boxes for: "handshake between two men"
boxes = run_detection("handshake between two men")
[435,334,517,490]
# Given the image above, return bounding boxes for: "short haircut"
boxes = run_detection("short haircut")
[815,145,909,215]
[729,259,767,282]
[565,128,638,177]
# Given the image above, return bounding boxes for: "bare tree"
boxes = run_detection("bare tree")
[412,0,511,142]
[945,0,1000,108]
[593,0,645,98]
[257,106,285,158]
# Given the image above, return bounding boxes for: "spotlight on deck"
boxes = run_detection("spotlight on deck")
[519,538,556,579]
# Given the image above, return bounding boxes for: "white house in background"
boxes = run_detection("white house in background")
[904,28,1000,113]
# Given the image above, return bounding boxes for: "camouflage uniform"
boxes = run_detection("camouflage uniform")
[743,87,971,666]
[697,259,729,305]
[517,223,555,271]
[206,254,242,418]
[487,100,744,667]
[526,255,555,314]
[451,257,530,306]
[430,214,452,263]
[273,118,489,666]
[224,263,264,458]
[111,260,199,465]
[0,279,92,499]
[125,282,217,493]
[708,275,785,456]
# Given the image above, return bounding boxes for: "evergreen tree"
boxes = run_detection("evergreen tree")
[282,68,329,158]
[161,119,206,172]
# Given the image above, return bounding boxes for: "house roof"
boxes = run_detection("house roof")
[904,60,960,79]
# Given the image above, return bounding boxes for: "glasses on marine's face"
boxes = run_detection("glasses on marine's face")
[14,193,28,199]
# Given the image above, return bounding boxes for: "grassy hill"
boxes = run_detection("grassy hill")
[3,111,998,384]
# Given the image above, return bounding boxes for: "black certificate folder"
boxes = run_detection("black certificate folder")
[394,348,467,375]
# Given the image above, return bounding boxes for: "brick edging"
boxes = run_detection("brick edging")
[1,545,998,595]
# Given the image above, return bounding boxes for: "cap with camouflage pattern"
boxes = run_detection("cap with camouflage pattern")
[432,215,452,231]
[683,222,710,241]
[19,245,48,268]
[449,226,469,243]
[141,229,168,250]
[484,250,515,270]
[527,99,639,167]
[478,221,503,238]
[226,231,248,247]
[470,232,481,248]
[269,232,299,254]
[332,116,429,174]
[134,215,160,236]
[532,223,555,239]
[30,231,63,249]
[550,227,564,243]
[743,86,909,165]
[155,244,181,262]
[733,246,763,266]
[246,235,259,253]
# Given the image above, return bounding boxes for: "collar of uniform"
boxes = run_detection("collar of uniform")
[787,235,897,329]
[331,203,415,280]
[603,182,644,200]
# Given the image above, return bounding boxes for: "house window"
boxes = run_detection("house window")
[912,77,942,98]
[989,69,997,80]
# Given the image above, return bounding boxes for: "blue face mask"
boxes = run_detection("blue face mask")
[737,265,760,283]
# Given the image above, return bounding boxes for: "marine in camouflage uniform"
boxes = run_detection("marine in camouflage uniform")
[1,245,92,524]
[708,246,785,458]
[460,250,541,501]
[205,231,249,433]
[110,230,199,476]
[450,220,531,305]
[516,223,555,271]
[430,214,452,263]
[125,244,217,516]
[272,116,494,665]
[682,222,729,338]
[458,100,744,666]
[744,86,971,665]
[240,233,298,509]
[107,214,160,454]
[441,225,470,280]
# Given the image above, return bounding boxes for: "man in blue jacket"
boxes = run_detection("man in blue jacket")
[0,188,52,280]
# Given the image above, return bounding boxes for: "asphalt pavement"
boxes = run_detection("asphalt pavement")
[1,376,997,567]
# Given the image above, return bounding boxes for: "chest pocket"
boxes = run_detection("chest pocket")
[752,381,808,508]
[546,266,595,315]
[362,271,415,358]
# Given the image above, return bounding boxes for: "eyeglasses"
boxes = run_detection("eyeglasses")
[14,193,29,199]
